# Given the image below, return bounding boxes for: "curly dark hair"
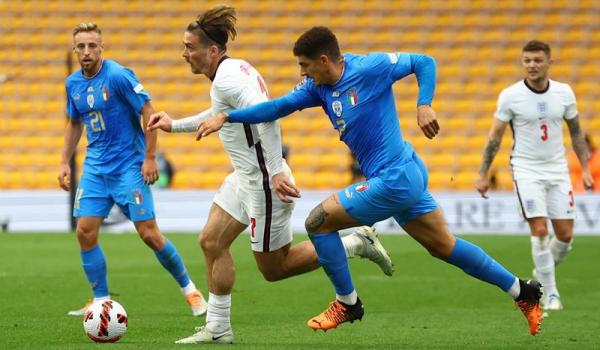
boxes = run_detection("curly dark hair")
[293,26,341,60]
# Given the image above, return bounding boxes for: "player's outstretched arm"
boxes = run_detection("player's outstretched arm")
[58,118,84,191]
[148,109,213,133]
[196,90,319,140]
[140,101,159,185]
[566,115,594,190]
[196,112,228,140]
[475,118,508,198]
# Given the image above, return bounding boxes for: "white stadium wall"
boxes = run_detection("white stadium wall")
[2,190,600,235]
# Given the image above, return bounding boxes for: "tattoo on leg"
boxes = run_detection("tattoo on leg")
[305,204,328,234]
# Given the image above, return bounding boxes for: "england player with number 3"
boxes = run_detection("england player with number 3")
[476,40,593,312]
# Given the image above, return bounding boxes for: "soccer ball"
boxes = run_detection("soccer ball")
[83,300,128,343]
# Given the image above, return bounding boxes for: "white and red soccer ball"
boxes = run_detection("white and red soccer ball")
[83,300,128,343]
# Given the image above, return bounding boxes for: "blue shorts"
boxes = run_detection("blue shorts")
[73,166,155,222]
[339,153,437,226]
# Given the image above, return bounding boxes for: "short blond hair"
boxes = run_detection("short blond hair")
[73,22,102,36]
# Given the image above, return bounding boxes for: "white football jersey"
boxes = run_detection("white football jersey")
[495,79,578,180]
[211,58,286,189]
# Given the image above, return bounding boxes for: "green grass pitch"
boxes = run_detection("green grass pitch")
[1,233,598,349]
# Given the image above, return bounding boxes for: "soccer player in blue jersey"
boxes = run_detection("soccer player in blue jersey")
[58,23,206,317]
[195,26,545,336]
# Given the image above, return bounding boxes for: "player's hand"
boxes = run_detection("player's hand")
[272,172,301,204]
[196,113,228,141]
[147,111,173,132]
[58,162,71,191]
[142,157,159,185]
[417,105,440,139]
[475,175,490,199]
[582,169,594,191]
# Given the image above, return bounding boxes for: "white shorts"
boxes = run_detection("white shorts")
[513,177,575,219]
[213,171,295,252]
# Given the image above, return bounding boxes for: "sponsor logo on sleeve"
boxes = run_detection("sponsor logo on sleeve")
[133,83,145,94]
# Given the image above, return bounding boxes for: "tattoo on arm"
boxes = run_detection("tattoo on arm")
[479,138,501,175]
[566,115,589,167]
[305,203,328,234]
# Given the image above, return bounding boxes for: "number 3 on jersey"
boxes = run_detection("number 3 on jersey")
[540,122,548,141]
[90,111,106,132]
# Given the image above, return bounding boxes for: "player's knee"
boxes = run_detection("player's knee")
[261,270,284,282]
[139,230,164,251]
[76,224,98,249]
[199,232,219,255]
[530,225,548,237]
[258,266,286,282]
[305,208,324,234]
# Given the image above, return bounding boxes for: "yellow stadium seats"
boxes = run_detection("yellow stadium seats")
[2,0,600,190]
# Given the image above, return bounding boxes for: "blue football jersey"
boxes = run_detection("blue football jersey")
[66,59,150,174]
[229,52,436,180]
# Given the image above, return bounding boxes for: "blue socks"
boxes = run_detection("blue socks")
[310,232,355,295]
[154,239,191,288]
[445,237,516,291]
[81,245,109,298]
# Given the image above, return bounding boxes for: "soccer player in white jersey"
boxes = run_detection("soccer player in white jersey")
[476,40,594,311]
[145,6,393,344]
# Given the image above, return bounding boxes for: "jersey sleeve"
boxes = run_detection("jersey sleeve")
[228,79,321,124]
[563,84,578,120]
[112,67,151,114]
[362,52,436,106]
[65,83,82,120]
[494,89,513,122]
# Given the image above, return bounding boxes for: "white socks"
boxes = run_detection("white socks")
[341,232,364,258]
[549,236,572,266]
[337,290,358,305]
[507,278,521,299]
[180,281,197,296]
[206,293,231,327]
[531,236,558,297]
[93,295,110,302]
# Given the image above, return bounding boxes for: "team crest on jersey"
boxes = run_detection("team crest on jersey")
[87,94,95,108]
[347,88,358,106]
[355,182,369,192]
[332,100,343,117]
[101,86,110,101]
[537,102,547,114]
